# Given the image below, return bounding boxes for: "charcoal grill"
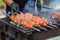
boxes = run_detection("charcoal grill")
[0,16,60,40]
[0,9,60,40]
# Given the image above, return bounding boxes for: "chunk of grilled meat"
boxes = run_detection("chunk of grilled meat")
[9,13,49,29]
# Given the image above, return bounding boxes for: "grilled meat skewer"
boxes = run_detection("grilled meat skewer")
[9,13,50,29]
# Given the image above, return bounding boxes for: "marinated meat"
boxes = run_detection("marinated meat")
[9,13,49,29]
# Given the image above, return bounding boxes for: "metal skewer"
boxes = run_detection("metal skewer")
[53,23,60,25]
[49,24,58,28]
[39,27,47,31]
[32,27,41,32]
[47,26,55,29]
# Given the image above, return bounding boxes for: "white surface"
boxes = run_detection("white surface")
[0,9,6,18]
[0,15,6,18]
[46,36,60,40]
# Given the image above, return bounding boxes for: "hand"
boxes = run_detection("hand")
[10,2,19,13]
[51,12,60,20]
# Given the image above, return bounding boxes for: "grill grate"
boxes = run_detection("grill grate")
[0,18,60,33]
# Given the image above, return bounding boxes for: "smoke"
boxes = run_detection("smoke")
[23,0,60,24]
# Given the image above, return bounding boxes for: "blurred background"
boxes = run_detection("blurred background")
[0,0,6,19]
[0,0,5,9]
